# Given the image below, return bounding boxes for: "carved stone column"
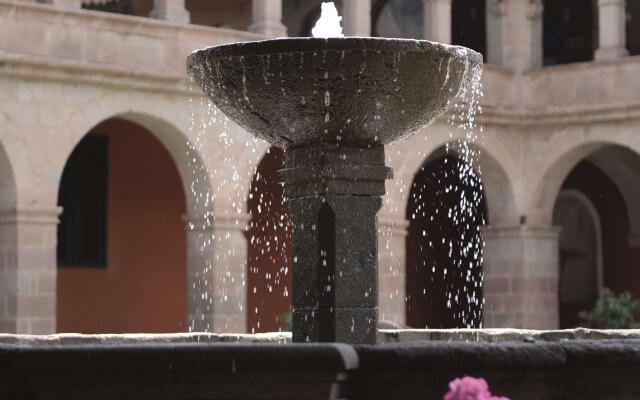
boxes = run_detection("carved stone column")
[482,225,560,329]
[422,0,452,43]
[0,206,61,334]
[150,0,190,24]
[377,216,409,327]
[487,0,543,70]
[248,0,287,37]
[279,145,391,344]
[343,0,372,37]
[595,0,629,60]
[185,212,249,333]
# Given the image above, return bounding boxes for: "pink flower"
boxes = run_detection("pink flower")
[443,376,510,400]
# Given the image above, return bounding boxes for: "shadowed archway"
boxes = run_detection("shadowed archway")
[405,151,487,328]
[56,118,187,333]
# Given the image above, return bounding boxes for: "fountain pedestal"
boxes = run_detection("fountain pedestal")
[188,37,481,344]
[279,145,391,343]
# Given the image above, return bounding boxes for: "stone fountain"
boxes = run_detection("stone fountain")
[188,37,480,344]
[2,15,640,400]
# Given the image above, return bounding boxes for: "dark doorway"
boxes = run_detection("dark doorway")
[406,154,487,328]
[452,0,487,59]
[628,0,640,56]
[554,160,637,328]
[543,0,598,65]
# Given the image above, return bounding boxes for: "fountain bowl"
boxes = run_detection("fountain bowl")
[188,38,482,148]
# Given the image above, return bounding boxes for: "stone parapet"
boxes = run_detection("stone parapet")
[377,328,640,343]
[1,328,639,345]
[0,334,640,399]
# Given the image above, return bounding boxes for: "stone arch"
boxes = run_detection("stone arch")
[388,128,519,228]
[392,128,519,329]
[56,116,189,333]
[58,111,211,217]
[532,139,640,327]
[530,140,640,237]
[554,188,604,328]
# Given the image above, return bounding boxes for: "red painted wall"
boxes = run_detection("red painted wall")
[57,119,187,333]
[246,148,292,333]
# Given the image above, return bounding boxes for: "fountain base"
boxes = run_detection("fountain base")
[279,144,391,344]
[2,331,640,399]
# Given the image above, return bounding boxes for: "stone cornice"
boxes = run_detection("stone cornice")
[2,52,640,128]
[0,52,188,95]
[0,206,62,225]
[479,102,640,126]
[184,213,251,232]
[481,225,561,239]
[377,217,410,236]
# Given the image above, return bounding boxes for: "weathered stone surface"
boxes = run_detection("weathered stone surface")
[293,307,377,344]
[188,37,481,148]
[188,37,480,344]
[288,193,381,344]
[349,340,640,400]
[0,342,357,400]
[279,145,391,197]
[1,337,640,399]
[0,332,291,345]
[377,328,640,344]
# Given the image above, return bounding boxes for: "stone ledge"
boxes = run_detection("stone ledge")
[0,336,639,399]
[350,339,640,399]
[0,332,291,345]
[377,328,640,343]
[1,329,639,346]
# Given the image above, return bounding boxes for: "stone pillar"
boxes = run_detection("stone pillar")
[248,0,287,37]
[0,206,60,334]
[595,0,629,60]
[422,0,452,43]
[482,225,560,329]
[377,216,408,328]
[150,0,190,24]
[342,0,372,37]
[487,0,543,70]
[185,212,249,333]
[280,145,391,344]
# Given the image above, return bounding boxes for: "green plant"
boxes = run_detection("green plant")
[280,311,292,332]
[579,290,640,329]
